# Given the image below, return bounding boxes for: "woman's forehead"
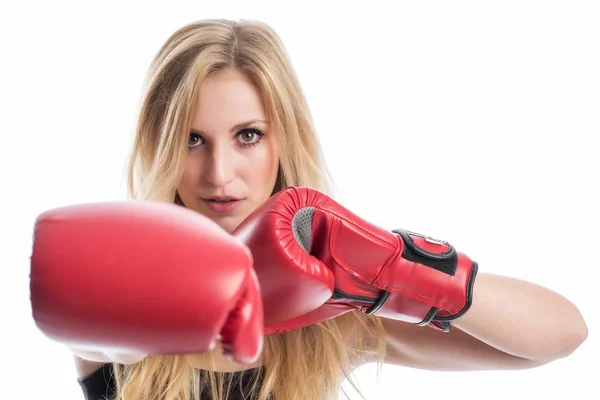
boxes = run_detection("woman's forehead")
[193,71,268,131]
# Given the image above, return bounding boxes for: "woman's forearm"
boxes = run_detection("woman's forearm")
[452,272,588,360]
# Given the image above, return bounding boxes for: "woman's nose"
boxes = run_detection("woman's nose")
[205,145,236,187]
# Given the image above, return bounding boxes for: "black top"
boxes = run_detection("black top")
[78,363,265,400]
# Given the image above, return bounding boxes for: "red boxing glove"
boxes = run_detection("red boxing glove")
[30,201,263,364]
[233,187,478,335]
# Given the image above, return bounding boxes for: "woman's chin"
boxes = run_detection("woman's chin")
[209,216,242,234]
[186,204,243,233]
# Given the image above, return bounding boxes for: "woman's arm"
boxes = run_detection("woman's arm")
[75,356,106,379]
[376,272,588,370]
[71,348,146,378]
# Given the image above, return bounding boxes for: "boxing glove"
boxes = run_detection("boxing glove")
[233,187,478,335]
[30,200,263,364]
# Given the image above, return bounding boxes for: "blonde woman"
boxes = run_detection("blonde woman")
[30,19,588,400]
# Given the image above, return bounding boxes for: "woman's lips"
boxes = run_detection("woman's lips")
[202,199,243,214]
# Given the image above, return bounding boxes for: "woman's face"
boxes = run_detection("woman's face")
[176,68,280,233]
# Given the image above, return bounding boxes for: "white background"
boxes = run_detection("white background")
[1,1,598,398]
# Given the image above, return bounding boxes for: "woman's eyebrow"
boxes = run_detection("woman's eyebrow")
[190,119,268,135]
[229,119,268,132]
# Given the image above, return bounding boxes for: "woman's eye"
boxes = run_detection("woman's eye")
[188,133,204,147]
[237,128,264,146]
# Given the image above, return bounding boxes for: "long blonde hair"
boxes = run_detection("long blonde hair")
[120,18,386,400]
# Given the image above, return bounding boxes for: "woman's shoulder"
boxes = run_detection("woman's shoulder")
[78,362,116,400]
[76,362,266,400]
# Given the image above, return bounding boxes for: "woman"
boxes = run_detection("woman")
[72,18,587,400]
